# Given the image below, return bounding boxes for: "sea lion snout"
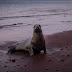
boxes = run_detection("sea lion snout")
[33,24,42,33]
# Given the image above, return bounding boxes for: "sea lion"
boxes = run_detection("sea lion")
[6,24,46,56]
[32,24,46,55]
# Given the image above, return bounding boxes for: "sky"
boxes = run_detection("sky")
[0,0,72,2]
[0,0,72,3]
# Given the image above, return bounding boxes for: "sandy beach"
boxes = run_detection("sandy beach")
[0,30,72,72]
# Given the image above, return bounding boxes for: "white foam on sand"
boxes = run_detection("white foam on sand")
[0,50,7,53]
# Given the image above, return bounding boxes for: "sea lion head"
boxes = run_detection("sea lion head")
[33,24,42,33]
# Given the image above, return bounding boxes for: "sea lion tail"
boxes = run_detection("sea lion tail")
[6,45,16,55]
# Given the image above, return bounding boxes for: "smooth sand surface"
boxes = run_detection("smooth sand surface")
[0,30,72,72]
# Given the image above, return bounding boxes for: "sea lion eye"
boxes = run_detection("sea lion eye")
[39,25,41,28]
[39,25,40,26]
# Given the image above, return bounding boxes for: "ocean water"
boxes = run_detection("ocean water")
[0,1,72,42]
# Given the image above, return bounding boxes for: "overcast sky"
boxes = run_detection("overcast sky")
[0,0,72,2]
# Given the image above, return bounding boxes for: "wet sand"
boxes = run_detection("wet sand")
[0,30,72,72]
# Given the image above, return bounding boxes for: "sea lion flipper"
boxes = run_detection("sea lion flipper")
[26,45,34,56]
[43,46,46,53]
[43,40,46,53]
[6,50,12,55]
[44,48,46,54]
[6,45,16,55]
